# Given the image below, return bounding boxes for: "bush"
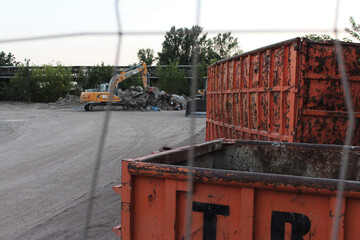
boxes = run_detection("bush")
[0,64,73,102]
[0,65,30,101]
[73,67,87,91]
[0,51,19,66]
[29,64,73,102]
[197,61,208,90]
[156,60,188,95]
[0,81,13,101]
[85,62,113,89]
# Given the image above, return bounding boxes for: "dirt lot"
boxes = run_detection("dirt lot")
[0,102,206,240]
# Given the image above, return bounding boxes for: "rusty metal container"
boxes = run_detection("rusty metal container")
[206,38,360,145]
[113,139,360,239]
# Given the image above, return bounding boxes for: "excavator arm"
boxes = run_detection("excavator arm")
[109,62,149,93]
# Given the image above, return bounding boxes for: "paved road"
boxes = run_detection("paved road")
[0,102,206,240]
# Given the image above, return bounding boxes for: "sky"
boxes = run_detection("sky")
[0,0,359,66]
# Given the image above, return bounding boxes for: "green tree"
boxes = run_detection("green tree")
[74,67,87,90]
[0,70,26,101]
[137,48,156,65]
[0,51,19,66]
[156,59,188,95]
[158,27,242,65]
[158,26,207,65]
[155,27,243,95]
[1,64,72,102]
[203,32,243,62]
[29,64,72,102]
[85,62,113,89]
[1,64,32,101]
[345,16,360,42]
[302,34,334,42]
[197,61,208,89]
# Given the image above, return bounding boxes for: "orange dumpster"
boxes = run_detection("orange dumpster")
[206,38,360,145]
[113,139,360,239]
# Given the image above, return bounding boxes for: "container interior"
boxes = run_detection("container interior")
[171,141,360,181]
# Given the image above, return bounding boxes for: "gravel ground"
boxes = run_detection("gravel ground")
[0,102,206,240]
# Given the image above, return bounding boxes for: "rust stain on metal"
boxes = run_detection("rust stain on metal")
[121,202,130,212]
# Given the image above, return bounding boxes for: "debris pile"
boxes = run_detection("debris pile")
[117,86,187,111]
[55,94,82,106]
[48,94,84,110]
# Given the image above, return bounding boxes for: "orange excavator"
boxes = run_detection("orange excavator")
[80,62,149,111]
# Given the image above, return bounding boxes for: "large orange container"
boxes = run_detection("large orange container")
[206,38,360,145]
[113,139,360,239]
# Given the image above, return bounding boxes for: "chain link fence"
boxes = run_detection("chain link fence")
[0,0,358,239]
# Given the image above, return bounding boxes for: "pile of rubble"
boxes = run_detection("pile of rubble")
[117,86,187,111]
[51,94,82,107]
[48,94,83,109]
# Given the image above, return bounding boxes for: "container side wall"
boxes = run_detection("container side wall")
[344,198,360,239]
[207,38,360,145]
[206,39,300,142]
[120,160,132,239]
[298,40,360,145]
[127,173,360,240]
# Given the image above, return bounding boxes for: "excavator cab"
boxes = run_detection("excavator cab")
[99,83,109,92]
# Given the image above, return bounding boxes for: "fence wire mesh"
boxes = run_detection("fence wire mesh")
[330,1,355,239]
[0,0,356,239]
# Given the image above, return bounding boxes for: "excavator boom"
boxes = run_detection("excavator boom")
[109,62,148,92]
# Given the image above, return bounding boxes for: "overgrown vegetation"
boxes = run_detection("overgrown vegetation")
[304,16,360,43]
[0,65,30,101]
[345,16,360,42]
[84,62,113,90]
[137,48,156,65]
[156,25,242,66]
[202,32,243,62]
[0,63,72,102]
[302,34,334,42]
[156,60,188,95]
[0,51,19,66]
[29,64,73,102]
